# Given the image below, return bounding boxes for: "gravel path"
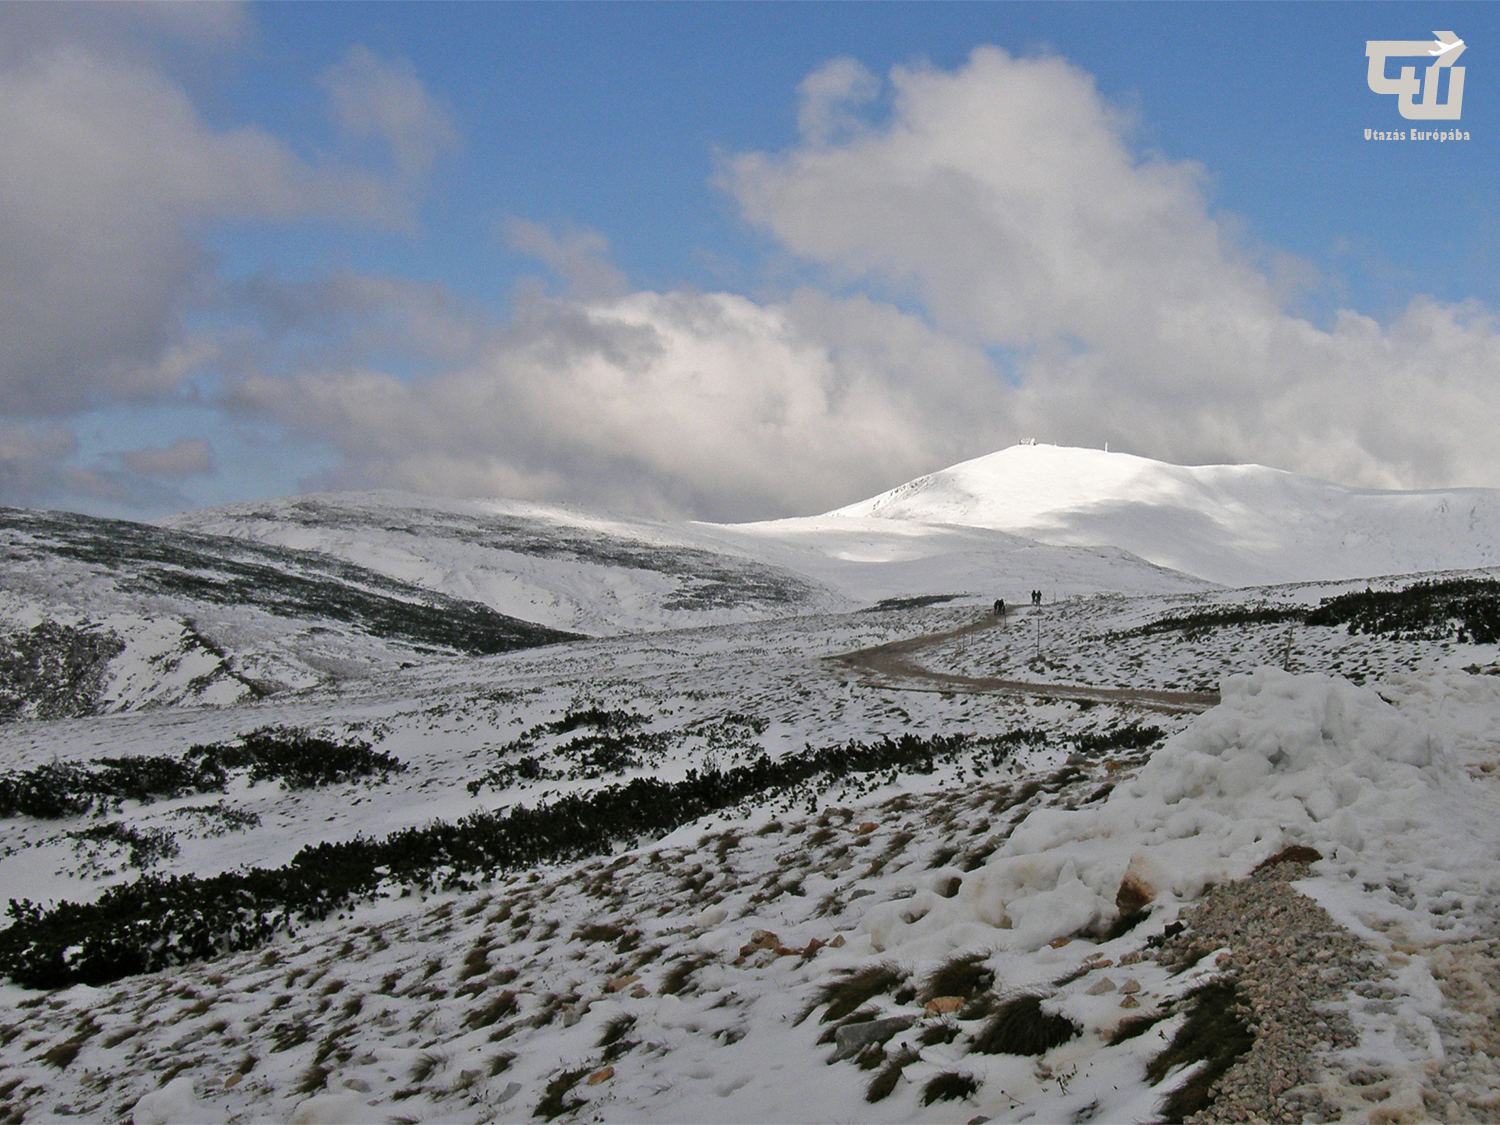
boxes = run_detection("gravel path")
[829,612,1220,714]
[1154,856,1382,1124]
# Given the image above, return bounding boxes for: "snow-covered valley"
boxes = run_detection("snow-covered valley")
[5,446,1500,1123]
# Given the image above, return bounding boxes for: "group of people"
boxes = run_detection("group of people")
[993,590,1044,617]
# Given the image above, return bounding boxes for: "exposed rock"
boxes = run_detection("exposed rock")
[832,1016,914,1062]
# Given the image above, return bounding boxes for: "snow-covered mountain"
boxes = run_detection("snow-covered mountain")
[832,443,1500,587]
[164,445,1500,634]
[165,490,1208,636]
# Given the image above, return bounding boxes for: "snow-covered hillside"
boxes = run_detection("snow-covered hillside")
[0,506,577,717]
[165,490,1209,636]
[7,450,1500,1123]
[5,581,1500,1122]
[165,445,1500,626]
[833,443,1500,587]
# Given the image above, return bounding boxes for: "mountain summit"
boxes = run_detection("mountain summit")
[828,443,1500,586]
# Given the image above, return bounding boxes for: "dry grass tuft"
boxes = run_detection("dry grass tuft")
[971,994,1079,1056]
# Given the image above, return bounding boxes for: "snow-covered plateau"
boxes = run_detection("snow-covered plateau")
[4,445,1500,1123]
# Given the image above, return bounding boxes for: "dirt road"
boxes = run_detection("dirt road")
[829,610,1220,714]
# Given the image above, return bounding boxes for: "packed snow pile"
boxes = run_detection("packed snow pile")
[867,667,1491,957]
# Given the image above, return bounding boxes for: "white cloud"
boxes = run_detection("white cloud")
[0,35,436,419]
[13,38,1500,518]
[232,278,1012,520]
[796,57,880,147]
[506,220,630,302]
[321,46,460,180]
[726,46,1500,492]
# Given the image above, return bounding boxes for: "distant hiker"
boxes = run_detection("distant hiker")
[994,598,1004,617]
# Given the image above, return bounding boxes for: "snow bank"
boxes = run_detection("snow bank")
[131,1077,207,1125]
[864,667,1495,955]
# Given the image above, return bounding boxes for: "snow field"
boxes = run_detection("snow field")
[4,585,1500,1120]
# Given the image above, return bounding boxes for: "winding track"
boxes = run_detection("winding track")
[828,610,1221,714]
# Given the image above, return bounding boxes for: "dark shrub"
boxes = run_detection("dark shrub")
[921,1071,979,1105]
[1146,980,1254,1122]
[971,994,1079,1055]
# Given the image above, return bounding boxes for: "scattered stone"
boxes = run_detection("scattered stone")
[857,822,877,835]
[1154,859,1377,1124]
[830,934,846,948]
[1116,872,1155,917]
[1119,995,1140,1009]
[924,996,964,1015]
[1049,936,1072,948]
[1120,978,1141,994]
[1085,977,1116,995]
[1252,845,1323,873]
[587,1066,614,1086]
[629,985,649,998]
[1118,951,1143,966]
[832,1016,915,1062]
[605,974,639,993]
[739,930,779,956]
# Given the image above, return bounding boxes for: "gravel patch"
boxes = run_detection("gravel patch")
[1155,857,1380,1124]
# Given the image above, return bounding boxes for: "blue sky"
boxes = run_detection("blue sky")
[2,2,1497,519]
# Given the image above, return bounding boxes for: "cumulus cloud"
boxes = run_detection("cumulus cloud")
[321,46,460,180]
[231,275,1012,520]
[724,46,1500,491]
[12,37,1500,518]
[506,221,630,302]
[0,33,439,419]
[231,47,1500,520]
[796,57,881,147]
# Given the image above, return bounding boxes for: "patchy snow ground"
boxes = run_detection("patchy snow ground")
[4,576,1500,1123]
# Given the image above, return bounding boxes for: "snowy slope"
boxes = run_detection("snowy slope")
[832,443,1500,587]
[0,506,577,716]
[163,491,1210,636]
[5,583,1500,1122]
[163,492,846,636]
